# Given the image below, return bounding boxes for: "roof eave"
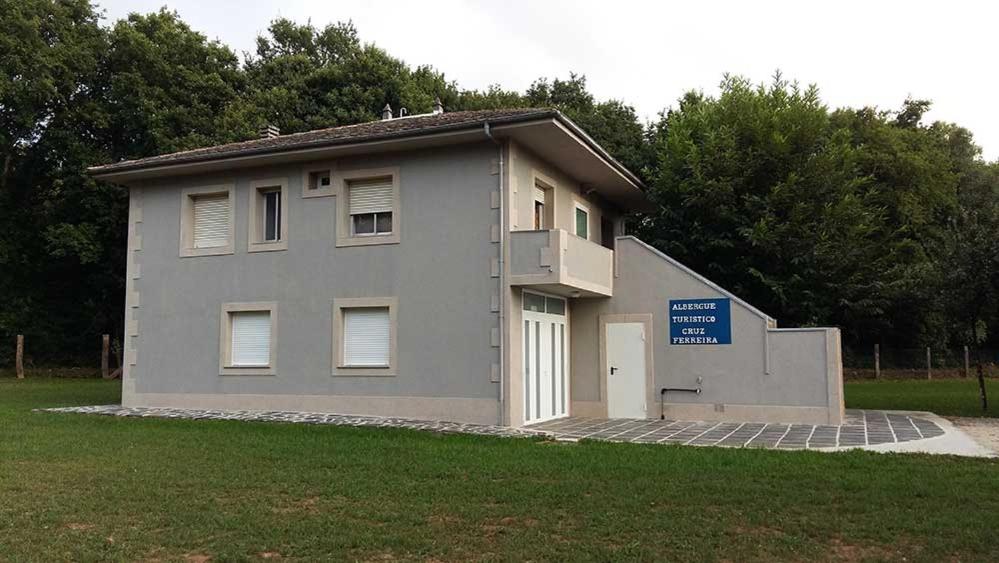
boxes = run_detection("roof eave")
[88,110,648,209]
[86,111,560,179]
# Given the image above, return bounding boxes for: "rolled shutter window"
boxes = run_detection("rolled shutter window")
[193,194,230,248]
[533,186,546,203]
[348,178,393,215]
[344,308,390,366]
[231,311,271,366]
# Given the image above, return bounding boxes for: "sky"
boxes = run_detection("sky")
[96,0,999,160]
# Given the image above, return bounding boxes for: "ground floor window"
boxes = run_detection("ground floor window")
[333,297,398,376]
[343,307,391,367]
[523,291,566,315]
[220,302,278,375]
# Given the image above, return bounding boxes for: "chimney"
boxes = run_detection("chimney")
[433,97,444,115]
[381,104,393,120]
[259,124,280,139]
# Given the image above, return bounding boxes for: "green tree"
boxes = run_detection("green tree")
[0,5,244,364]
[0,0,109,363]
[634,75,971,347]
[525,74,652,175]
[236,18,458,135]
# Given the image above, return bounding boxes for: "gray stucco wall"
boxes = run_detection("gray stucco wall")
[133,143,501,403]
[570,237,843,423]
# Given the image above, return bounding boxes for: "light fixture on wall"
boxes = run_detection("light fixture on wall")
[569,290,582,298]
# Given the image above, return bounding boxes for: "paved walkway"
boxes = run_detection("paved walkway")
[42,405,990,456]
[527,410,945,449]
[41,405,544,438]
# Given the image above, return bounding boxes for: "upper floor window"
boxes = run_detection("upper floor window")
[574,202,590,240]
[335,167,400,247]
[249,178,288,252]
[263,190,281,241]
[349,177,393,236]
[302,164,335,198]
[179,184,235,257]
[529,171,556,232]
[533,185,547,230]
[194,195,230,248]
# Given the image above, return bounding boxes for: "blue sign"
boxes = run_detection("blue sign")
[669,298,732,345]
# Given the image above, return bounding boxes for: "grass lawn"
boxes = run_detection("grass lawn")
[2,379,999,562]
[845,378,999,417]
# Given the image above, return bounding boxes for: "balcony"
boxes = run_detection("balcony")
[509,229,613,297]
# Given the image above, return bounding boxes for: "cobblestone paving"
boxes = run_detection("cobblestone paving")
[42,406,946,451]
[40,405,546,438]
[530,409,946,449]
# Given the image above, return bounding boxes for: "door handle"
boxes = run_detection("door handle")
[610,366,618,375]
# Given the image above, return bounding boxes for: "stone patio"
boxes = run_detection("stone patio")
[527,409,946,450]
[42,405,948,452]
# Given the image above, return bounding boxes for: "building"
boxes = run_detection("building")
[88,106,844,427]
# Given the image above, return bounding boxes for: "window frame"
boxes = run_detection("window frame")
[248,178,289,252]
[219,302,278,376]
[332,297,398,376]
[335,167,401,247]
[301,163,335,198]
[179,184,236,258]
[574,201,590,240]
[529,171,557,232]
[350,211,393,237]
[523,290,566,316]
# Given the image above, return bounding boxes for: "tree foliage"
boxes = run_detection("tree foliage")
[634,75,999,347]
[1,3,998,364]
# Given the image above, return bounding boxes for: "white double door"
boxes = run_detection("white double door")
[523,308,568,424]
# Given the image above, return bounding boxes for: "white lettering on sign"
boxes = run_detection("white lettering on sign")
[670,336,720,344]
[671,315,717,323]
[671,302,718,311]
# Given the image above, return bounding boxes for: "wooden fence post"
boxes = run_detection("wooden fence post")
[101,334,110,379]
[926,346,932,380]
[964,345,970,378]
[874,344,880,379]
[15,335,24,379]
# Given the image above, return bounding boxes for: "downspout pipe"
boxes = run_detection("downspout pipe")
[484,122,506,425]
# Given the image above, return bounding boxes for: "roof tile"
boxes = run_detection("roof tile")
[89,108,554,174]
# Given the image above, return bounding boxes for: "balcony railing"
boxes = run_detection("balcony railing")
[509,229,613,297]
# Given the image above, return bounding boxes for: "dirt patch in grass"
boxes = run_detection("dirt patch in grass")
[271,495,321,515]
[825,537,926,562]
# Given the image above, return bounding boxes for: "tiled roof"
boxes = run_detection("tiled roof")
[88,108,556,175]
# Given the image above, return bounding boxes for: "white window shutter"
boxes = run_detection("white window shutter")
[193,194,230,248]
[231,311,271,366]
[344,308,390,366]
[533,186,546,203]
[349,179,393,215]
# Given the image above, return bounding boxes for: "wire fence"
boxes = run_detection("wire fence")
[843,346,999,379]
